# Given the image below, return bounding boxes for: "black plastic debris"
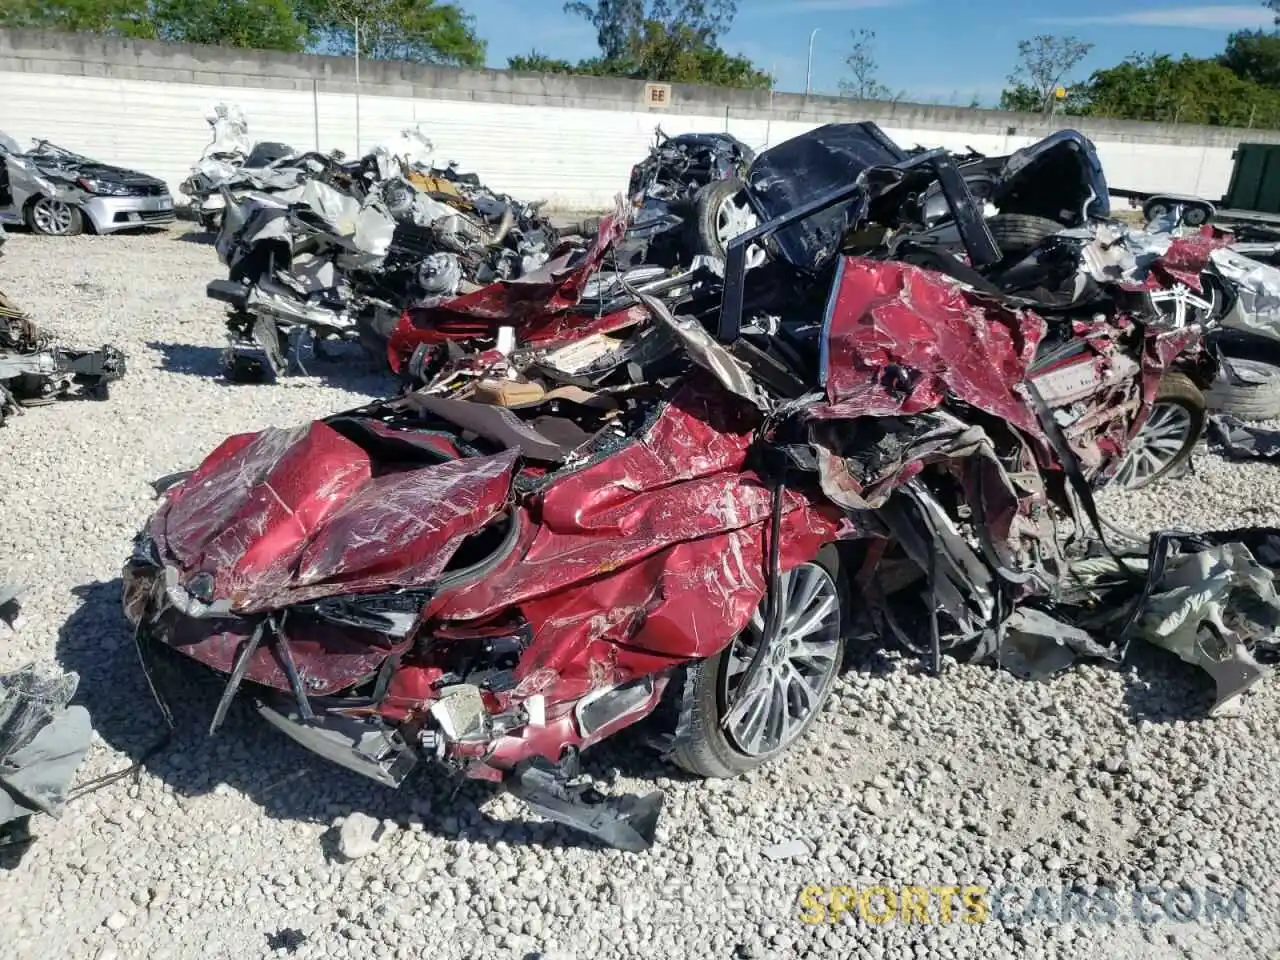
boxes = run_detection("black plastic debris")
[265,928,308,953]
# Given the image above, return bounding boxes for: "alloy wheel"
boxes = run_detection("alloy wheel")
[1111,401,1194,490]
[715,192,766,269]
[31,198,76,236]
[1146,282,1218,329]
[719,562,842,757]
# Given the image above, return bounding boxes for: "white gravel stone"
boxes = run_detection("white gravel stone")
[337,813,391,860]
[1,225,1279,958]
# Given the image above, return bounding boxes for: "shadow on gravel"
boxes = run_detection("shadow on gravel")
[173,231,214,245]
[146,340,397,396]
[1119,644,1218,723]
[56,579,675,853]
[146,341,226,378]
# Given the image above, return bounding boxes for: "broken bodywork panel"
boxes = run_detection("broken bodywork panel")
[128,122,1272,850]
[0,286,126,423]
[0,664,92,863]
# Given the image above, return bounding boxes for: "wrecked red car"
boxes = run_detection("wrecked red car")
[123,124,1228,850]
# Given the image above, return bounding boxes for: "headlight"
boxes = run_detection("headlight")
[77,178,133,197]
[309,589,434,638]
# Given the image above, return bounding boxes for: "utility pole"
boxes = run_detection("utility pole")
[805,28,820,96]
[353,15,362,156]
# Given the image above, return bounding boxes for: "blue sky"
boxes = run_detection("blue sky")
[460,0,1277,104]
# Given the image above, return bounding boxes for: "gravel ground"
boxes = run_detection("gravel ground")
[2,225,1280,960]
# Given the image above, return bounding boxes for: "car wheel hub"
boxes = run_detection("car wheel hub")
[32,198,75,236]
[715,193,766,270]
[720,562,841,757]
[1112,401,1193,490]
[1146,283,1217,329]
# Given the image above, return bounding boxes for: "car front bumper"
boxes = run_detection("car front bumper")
[81,195,175,234]
[256,699,418,788]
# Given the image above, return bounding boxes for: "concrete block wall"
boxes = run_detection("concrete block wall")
[3,29,1279,211]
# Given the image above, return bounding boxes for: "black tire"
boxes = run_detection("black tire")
[1206,357,1280,422]
[1143,200,1170,223]
[690,177,752,261]
[985,213,1064,260]
[1143,372,1207,485]
[1182,205,1210,227]
[669,545,847,779]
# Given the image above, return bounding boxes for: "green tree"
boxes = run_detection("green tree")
[1077,53,1280,127]
[838,28,893,100]
[564,0,736,60]
[508,51,577,74]
[1,0,485,64]
[298,0,484,65]
[0,0,155,36]
[152,0,307,51]
[998,84,1042,112]
[559,0,768,88]
[623,20,768,87]
[1220,29,1280,89]
[1001,35,1093,113]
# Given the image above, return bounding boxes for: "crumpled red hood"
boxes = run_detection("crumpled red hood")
[816,257,1047,439]
[152,421,517,614]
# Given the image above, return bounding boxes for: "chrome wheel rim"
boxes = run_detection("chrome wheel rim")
[720,562,841,757]
[1146,282,1217,329]
[32,198,75,235]
[1112,401,1193,489]
[715,192,766,269]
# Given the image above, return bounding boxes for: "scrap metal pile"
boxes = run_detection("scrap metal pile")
[0,254,126,426]
[127,122,1280,851]
[192,106,560,381]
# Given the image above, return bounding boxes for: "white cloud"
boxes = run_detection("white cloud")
[1039,5,1273,29]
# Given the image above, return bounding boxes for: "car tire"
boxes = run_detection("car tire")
[1182,205,1211,227]
[669,545,847,779]
[26,197,84,237]
[691,177,756,261]
[1206,356,1280,422]
[985,213,1064,260]
[1111,372,1206,490]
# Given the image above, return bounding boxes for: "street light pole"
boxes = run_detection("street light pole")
[805,28,820,96]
